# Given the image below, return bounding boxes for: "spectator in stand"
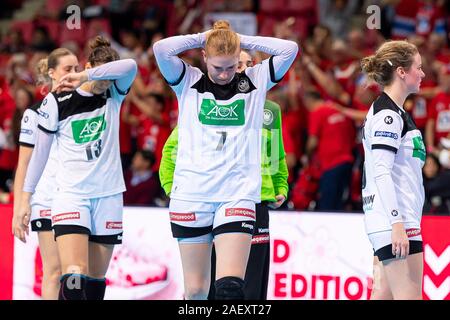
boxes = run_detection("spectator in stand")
[425,65,450,154]
[124,149,160,206]
[0,86,31,192]
[30,26,57,53]
[126,91,171,170]
[1,29,26,54]
[303,90,355,210]
[390,0,447,40]
[423,153,450,214]
[318,0,360,39]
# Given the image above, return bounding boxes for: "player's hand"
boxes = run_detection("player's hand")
[268,195,286,209]
[55,71,89,92]
[391,222,409,259]
[12,197,31,243]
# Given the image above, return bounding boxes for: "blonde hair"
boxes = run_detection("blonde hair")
[36,48,75,86]
[361,40,418,86]
[205,20,240,57]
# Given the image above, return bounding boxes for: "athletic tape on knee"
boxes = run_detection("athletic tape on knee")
[59,273,88,300]
[86,277,107,300]
[214,276,245,300]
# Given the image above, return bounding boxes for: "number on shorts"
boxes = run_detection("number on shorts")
[86,139,103,160]
[216,131,227,151]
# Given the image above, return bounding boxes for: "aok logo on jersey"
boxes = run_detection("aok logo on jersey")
[71,114,107,143]
[199,99,245,126]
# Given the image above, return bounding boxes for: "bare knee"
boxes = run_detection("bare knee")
[184,282,210,300]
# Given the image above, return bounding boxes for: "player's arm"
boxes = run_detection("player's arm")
[159,127,179,196]
[20,95,58,223]
[153,32,207,85]
[57,59,138,95]
[239,34,298,85]
[12,109,37,242]
[269,103,288,208]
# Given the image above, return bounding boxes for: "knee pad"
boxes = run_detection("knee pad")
[59,273,88,300]
[214,276,245,300]
[86,277,107,300]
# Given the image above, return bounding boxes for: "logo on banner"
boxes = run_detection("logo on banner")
[424,245,450,300]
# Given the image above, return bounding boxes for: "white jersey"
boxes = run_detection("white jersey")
[19,102,58,202]
[37,86,126,198]
[362,92,426,234]
[169,59,277,202]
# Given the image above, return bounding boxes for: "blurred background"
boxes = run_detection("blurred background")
[0,0,449,214]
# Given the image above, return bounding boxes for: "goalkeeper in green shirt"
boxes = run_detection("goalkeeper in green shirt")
[159,50,289,299]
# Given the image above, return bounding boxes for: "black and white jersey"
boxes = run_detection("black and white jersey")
[362,92,426,234]
[169,59,277,202]
[37,86,126,198]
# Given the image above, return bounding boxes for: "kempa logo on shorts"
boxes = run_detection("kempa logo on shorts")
[169,212,196,221]
[198,99,245,126]
[71,114,107,144]
[106,221,122,229]
[391,210,399,217]
[406,228,421,237]
[39,209,51,217]
[52,212,80,223]
[225,208,256,219]
[241,222,254,230]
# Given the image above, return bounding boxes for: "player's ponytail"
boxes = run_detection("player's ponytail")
[205,20,240,57]
[88,36,120,66]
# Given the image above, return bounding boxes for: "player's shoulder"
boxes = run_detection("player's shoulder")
[27,100,43,113]
[50,90,78,107]
[372,93,403,117]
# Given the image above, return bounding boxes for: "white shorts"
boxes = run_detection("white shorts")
[30,194,52,232]
[169,199,256,243]
[51,193,123,244]
[368,228,423,261]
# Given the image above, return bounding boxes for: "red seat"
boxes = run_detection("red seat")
[292,18,309,40]
[58,20,87,47]
[35,19,60,44]
[87,18,112,39]
[260,0,286,13]
[259,17,277,36]
[286,0,316,13]
[45,0,65,14]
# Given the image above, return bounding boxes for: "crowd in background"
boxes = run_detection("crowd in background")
[0,0,449,213]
